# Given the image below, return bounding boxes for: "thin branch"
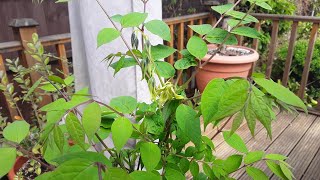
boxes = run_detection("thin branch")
[211,115,233,140]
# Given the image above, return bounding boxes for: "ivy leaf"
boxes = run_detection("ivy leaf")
[174,58,197,70]
[82,102,101,140]
[176,104,201,147]
[211,3,234,14]
[201,79,227,127]
[65,113,86,150]
[244,151,265,164]
[0,148,16,178]
[140,142,161,171]
[111,117,133,152]
[110,96,137,114]
[253,78,307,112]
[246,166,268,180]
[188,24,212,35]
[3,121,30,143]
[121,12,148,28]
[232,27,261,39]
[151,44,176,60]
[266,160,288,179]
[155,61,176,78]
[190,160,200,177]
[223,154,243,174]
[187,36,208,59]
[223,131,248,153]
[97,28,120,47]
[145,20,171,41]
[206,28,238,45]
[230,111,245,136]
[53,125,64,154]
[130,171,161,180]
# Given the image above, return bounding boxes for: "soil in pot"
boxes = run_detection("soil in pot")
[196,44,259,92]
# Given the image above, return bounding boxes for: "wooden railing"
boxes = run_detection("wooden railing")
[1,13,320,119]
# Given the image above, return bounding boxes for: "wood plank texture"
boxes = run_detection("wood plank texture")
[266,20,279,78]
[302,146,320,179]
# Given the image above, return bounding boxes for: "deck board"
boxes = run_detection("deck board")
[301,146,320,180]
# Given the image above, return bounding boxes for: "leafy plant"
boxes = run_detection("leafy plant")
[0,0,307,180]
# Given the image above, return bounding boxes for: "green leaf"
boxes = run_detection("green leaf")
[165,168,185,180]
[49,158,99,180]
[226,10,259,23]
[265,154,287,161]
[3,121,30,143]
[232,27,261,39]
[140,142,161,171]
[190,161,200,177]
[155,61,176,78]
[188,24,213,35]
[280,162,293,180]
[110,96,137,114]
[40,98,67,111]
[206,28,238,45]
[223,155,243,174]
[227,19,251,28]
[223,131,248,153]
[176,104,201,147]
[246,166,268,180]
[111,14,123,22]
[65,113,86,150]
[97,28,120,47]
[179,158,190,173]
[187,36,208,59]
[130,171,161,180]
[248,0,272,10]
[52,152,112,167]
[110,57,138,75]
[211,4,234,14]
[82,102,101,140]
[174,58,197,70]
[244,99,257,136]
[203,163,214,179]
[121,12,148,28]
[151,44,176,60]
[145,20,171,41]
[202,136,215,150]
[23,78,42,101]
[230,111,244,136]
[53,125,64,154]
[46,110,66,124]
[48,75,65,84]
[254,78,307,112]
[244,151,265,164]
[111,117,133,151]
[0,148,16,178]
[266,160,287,179]
[105,168,132,180]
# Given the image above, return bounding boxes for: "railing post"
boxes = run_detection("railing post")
[9,18,52,106]
[55,44,69,78]
[265,20,279,79]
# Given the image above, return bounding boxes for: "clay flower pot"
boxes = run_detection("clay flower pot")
[7,156,28,180]
[196,44,259,92]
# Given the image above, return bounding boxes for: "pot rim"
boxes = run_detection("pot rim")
[202,44,259,64]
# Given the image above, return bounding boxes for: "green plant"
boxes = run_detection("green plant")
[0,0,307,179]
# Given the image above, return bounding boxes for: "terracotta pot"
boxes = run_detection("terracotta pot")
[196,44,259,92]
[7,157,28,180]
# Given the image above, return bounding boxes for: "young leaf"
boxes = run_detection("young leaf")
[121,12,148,28]
[130,171,161,180]
[266,160,287,179]
[0,148,16,178]
[145,20,171,41]
[110,96,137,114]
[65,113,86,150]
[48,75,65,84]
[155,61,176,78]
[151,44,176,60]
[253,78,307,112]
[223,131,248,153]
[211,3,234,14]
[174,58,197,70]
[53,125,64,154]
[176,104,201,147]
[97,28,120,47]
[206,28,238,45]
[82,102,101,140]
[265,154,287,161]
[232,27,261,39]
[140,142,161,171]
[111,117,133,151]
[244,151,265,164]
[190,160,200,177]
[246,166,268,180]
[223,155,243,174]
[3,121,30,143]
[187,36,208,59]
[230,111,245,135]
[188,24,213,35]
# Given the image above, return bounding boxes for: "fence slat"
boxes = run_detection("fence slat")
[298,23,319,99]
[252,22,261,50]
[265,20,279,78]
[0,54,19,120]
[56,43,69,78]
[282,21,299,87]
[167,24,174,65]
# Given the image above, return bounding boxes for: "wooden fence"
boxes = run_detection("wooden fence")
[1,12,320,120]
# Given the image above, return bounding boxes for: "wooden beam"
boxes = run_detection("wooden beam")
[265,20,279,78]
[56,43,69,78]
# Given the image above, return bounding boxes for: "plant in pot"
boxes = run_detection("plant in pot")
[0,0,307,179]
[191,1,268,92]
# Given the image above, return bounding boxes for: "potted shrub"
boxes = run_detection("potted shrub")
[0,0,307,179]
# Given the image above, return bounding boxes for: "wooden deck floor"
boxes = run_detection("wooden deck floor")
[206,112,320,180]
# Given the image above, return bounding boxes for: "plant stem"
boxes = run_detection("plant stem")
[211,115,233,140]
